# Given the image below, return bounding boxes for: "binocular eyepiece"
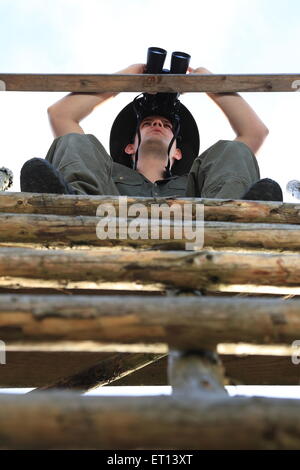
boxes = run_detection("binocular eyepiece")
[145,46,191,75]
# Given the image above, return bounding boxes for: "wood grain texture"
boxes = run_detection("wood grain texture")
[0,73,300,92]
[2,213,300,251]
[1,193,300,225]
[1,247,300,292]
[1,392,300,449]
[1,294,300,349]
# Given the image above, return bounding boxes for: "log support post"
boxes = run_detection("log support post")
[168,349,227,398]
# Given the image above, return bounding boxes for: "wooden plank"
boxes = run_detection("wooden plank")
[1,193,300,225]
[1,247,300,294]
[2,213,300,251]
[1,294,300,349]
[1,392,300,449]
[1,73,300,93]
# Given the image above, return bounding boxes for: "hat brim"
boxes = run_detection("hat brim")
[109,100,200,176]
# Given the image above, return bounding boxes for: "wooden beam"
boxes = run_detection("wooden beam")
[2,213,300,251]
[31,353,165,392]
[1,392,300,449]
[1,294,300,349]
[1,247,300,294]
[1,193,300,225]
[1,73,300,93]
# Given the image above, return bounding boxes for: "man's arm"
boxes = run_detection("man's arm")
[47,64,145,138]
[190,67,269,155]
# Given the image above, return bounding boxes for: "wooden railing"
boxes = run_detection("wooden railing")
[1,73,300,92]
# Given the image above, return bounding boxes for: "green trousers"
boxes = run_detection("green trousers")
[46,133,260,199]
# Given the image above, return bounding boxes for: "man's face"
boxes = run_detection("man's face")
[124,115,182,167]
[138,115,174,144]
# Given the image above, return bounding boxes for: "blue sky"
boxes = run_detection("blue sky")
[1,0,300,198]
[1,0,300,398]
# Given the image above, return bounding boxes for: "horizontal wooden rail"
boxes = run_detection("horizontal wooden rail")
[0,73,300,93]
[2,213,300,251]
[1,294,300,349]
[1,193,300,224]
[0,247,300,294]
[1,392,300,449]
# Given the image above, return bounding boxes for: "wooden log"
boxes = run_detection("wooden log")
[1,392,300,449]
[1,247,300,293]
[4,342,168,353]
[2,213,300,251]
[168,350,227,396]
[31,353,165,392]
[1,294,300,349]
[0,73,300,93]
[1,193,300,225]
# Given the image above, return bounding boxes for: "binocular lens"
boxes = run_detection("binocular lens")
[170,51,191,74]
[146,47,167,73]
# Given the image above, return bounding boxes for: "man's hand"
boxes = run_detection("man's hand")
[188,66,212,75]
[48,63,146,138]
[188,66,269,155]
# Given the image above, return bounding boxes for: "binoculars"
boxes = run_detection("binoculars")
[135,47,191,123]
[132,47,191,173]
[145,46,191,75]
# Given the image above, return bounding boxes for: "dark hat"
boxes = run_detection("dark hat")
[109,98,200,176]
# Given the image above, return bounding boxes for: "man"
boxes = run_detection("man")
[20,63,283,201]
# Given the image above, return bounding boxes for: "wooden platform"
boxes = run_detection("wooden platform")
[1,192,300,449]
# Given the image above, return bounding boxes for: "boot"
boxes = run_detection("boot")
[241,178,283,202]
[20,158,76,194]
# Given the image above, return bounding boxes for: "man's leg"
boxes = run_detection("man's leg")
[45,133,120,195]
[186,140,260,199]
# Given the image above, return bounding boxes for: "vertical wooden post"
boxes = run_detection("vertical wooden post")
[168,350,228,397]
